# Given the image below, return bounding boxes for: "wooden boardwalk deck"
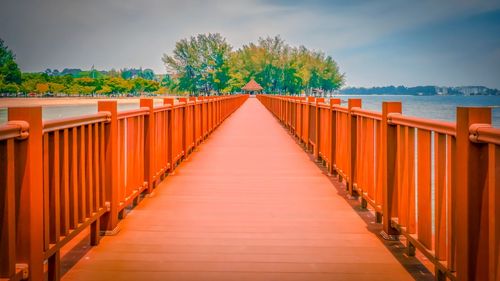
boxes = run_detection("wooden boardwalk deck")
[62,98,417,281]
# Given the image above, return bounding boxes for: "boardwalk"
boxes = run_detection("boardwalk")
[62,98,415,281]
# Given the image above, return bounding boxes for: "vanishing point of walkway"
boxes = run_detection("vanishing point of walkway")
[63,98,415,281]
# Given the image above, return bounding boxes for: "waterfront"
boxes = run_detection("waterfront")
[1,95,499,126]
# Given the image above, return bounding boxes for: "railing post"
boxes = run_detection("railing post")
[163,98,175,171]
[140,98,155,194]
[189,97,198,148]
[347,99,362,195]
[8,107,44,281]
[97,101,119,233]
[455,107,491,281]
[329,98,341,176]
[381,101,401,236]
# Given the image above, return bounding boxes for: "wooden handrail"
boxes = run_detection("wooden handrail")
[388,112,456,136]
[43,112,111,133]
[469,123,500,145]
[0,121,29,140]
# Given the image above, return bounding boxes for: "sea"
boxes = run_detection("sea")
[0,95,499,126]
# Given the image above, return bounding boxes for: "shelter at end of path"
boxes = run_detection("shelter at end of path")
[241,79,263,95]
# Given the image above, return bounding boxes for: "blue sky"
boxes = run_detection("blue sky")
[1,0,499,88]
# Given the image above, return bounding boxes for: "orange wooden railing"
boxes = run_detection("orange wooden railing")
[257,94,499,281]
[0,94,248,281]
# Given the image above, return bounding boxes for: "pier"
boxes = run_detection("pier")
[1,95,499,281]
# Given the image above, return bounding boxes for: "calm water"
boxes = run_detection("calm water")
[337,95,500,127]
[0,95,499,126]
[0,100,163,124]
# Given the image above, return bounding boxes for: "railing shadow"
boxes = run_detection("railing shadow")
[285,123,435,281]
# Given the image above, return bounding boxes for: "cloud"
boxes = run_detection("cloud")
[0,0,499,87]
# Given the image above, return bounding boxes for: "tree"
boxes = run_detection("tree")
[96,85,112,95]
[163,33,232,95]
[226,36,342,95]
[35,83,49,94]
[48,82,65,94]
[0,81,19,93]
[0,39,22,85]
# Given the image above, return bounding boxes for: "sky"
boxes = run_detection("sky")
[1,0,499,88]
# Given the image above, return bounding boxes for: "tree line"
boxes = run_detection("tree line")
[1,34,345,96]
[163,34,344,95]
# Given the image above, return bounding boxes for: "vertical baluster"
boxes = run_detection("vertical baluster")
[365,119,375,204]
[60,129,69,236]
[69,128,78,229]
[50,131,61,244]
[86,124,93,218]
[435,132,447,262]
[43,133,50,250]
[407,127,416,235]
[93,124,99,212]
[397,125,406,225]
[375,120,383,216]
[417,129,432,249]
[90,123,100,246]
[79,125,86,223]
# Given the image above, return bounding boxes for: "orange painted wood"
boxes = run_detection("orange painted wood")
[417,129,432,249]
[381,102,401,235]
[0,139,16,279]
[61,129,70,236]
[406,127,416,235]
[62,98,413,281]
[364,118,375,202]
[8,107,45,281]
[488,143,500,281]
[455,107,491,281]
[446,135,456,271]
[79,124,87,223]
[98,101,119,232]
[69,127,79,229]
[434,133,447,260]
[140,99,155,193]
[329,99,341,175]
[347,99,361,195]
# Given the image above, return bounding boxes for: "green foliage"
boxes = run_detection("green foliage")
[0,39,22,86]
[0,37,161,95]
[162,33,232,95]
[0,35,344,96]
[163,34,344,95]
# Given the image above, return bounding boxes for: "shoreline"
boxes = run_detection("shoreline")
[0,97,168,108]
